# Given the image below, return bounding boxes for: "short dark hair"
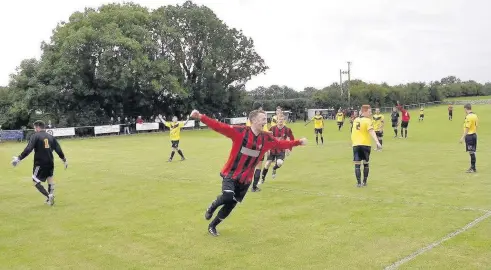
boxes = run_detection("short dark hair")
[249,109,265,121]
[464,103,472,110]
[33,120,45,129]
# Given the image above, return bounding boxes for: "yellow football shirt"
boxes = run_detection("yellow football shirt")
[312,115,324,129]
[351,117,373,146]
[164,122,184,141]
[372,114,384,132]
[271,115,278,127]
[420,109,424,115]
[336,113,344,122]
[464,113,478,135]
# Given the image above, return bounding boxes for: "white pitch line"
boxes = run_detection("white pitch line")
[384,211,491,270]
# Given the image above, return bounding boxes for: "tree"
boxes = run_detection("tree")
[152,1,267,115]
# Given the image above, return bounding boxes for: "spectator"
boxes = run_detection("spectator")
[136,116,143,124]
[124,117,131,134]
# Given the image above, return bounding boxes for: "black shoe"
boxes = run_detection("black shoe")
[208,226,219,237]
[362,182,367,187]
[251,187,261,192]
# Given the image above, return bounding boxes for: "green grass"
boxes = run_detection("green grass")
[1,106,490,269]
[445,95,491,101]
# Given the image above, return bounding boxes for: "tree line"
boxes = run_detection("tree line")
[1,1,490,129]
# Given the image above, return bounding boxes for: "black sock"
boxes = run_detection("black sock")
[170,151,175,160]
[321,137,324,144]
[262,168,269,179]
[252,169,261,188]
[210,203,236,228]
[405,130,408,138]
[316,136,318,144]
[338,125,341,131]
[379,139,383,146]
[363,164,369,183]
[394,129,398,136]
[48,184,55,195]
[177,149,184,158]
[470,153,476,169]
[34,183,49,198]
[355,164,361,184]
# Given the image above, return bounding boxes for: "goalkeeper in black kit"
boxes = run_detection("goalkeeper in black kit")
[11,120,68,206]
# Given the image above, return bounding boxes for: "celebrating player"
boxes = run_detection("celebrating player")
[336,109,345,131]
[390,107,400,138]
[159,114,188,162]
[419,107,424,122]
[193,109,306,236]
[261,114,295,183]
[448,104,453,121]
[305,111,324,145]
[372,108,384,148]
[396,101,410,138]
[459,104,478,173]
[351,105,382,187]
[11,120,68,206]
[247,107,272,192]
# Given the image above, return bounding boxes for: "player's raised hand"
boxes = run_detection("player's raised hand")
[190,110,200,119]
[11,156,20,167]
[299,138,308,145]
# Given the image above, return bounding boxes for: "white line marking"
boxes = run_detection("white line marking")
[270,187,490,213]
[384,211,491,270]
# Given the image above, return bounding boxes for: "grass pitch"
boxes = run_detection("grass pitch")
[0,105,490,269]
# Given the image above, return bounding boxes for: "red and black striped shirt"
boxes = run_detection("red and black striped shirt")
[200,115,302,184]
[269,125,294,154]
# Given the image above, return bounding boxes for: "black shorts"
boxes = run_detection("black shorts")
[32,165,54,182]
[465,134,477,152]
[315,128,323,135]
[420,114,424,118]
[391,121,398,128]
[353,146,371,162]
[337,121,343,127]
[401,121,409,128]
[375,131,383,138]
[171,140,179,148]
[449,111,453,116]
[267,151,286,161]
[222,177,250,203]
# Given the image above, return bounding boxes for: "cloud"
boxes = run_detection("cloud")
[1,0,490,90]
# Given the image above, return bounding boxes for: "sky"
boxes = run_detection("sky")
[1,0,490,90]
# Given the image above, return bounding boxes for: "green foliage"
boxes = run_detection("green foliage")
[251,76,491,110]
[0,1,266,128]
[1,0,490,129]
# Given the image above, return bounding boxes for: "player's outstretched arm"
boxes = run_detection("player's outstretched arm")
[12,134,37,166]
[270,137,307,151]
[191,110,237,139]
